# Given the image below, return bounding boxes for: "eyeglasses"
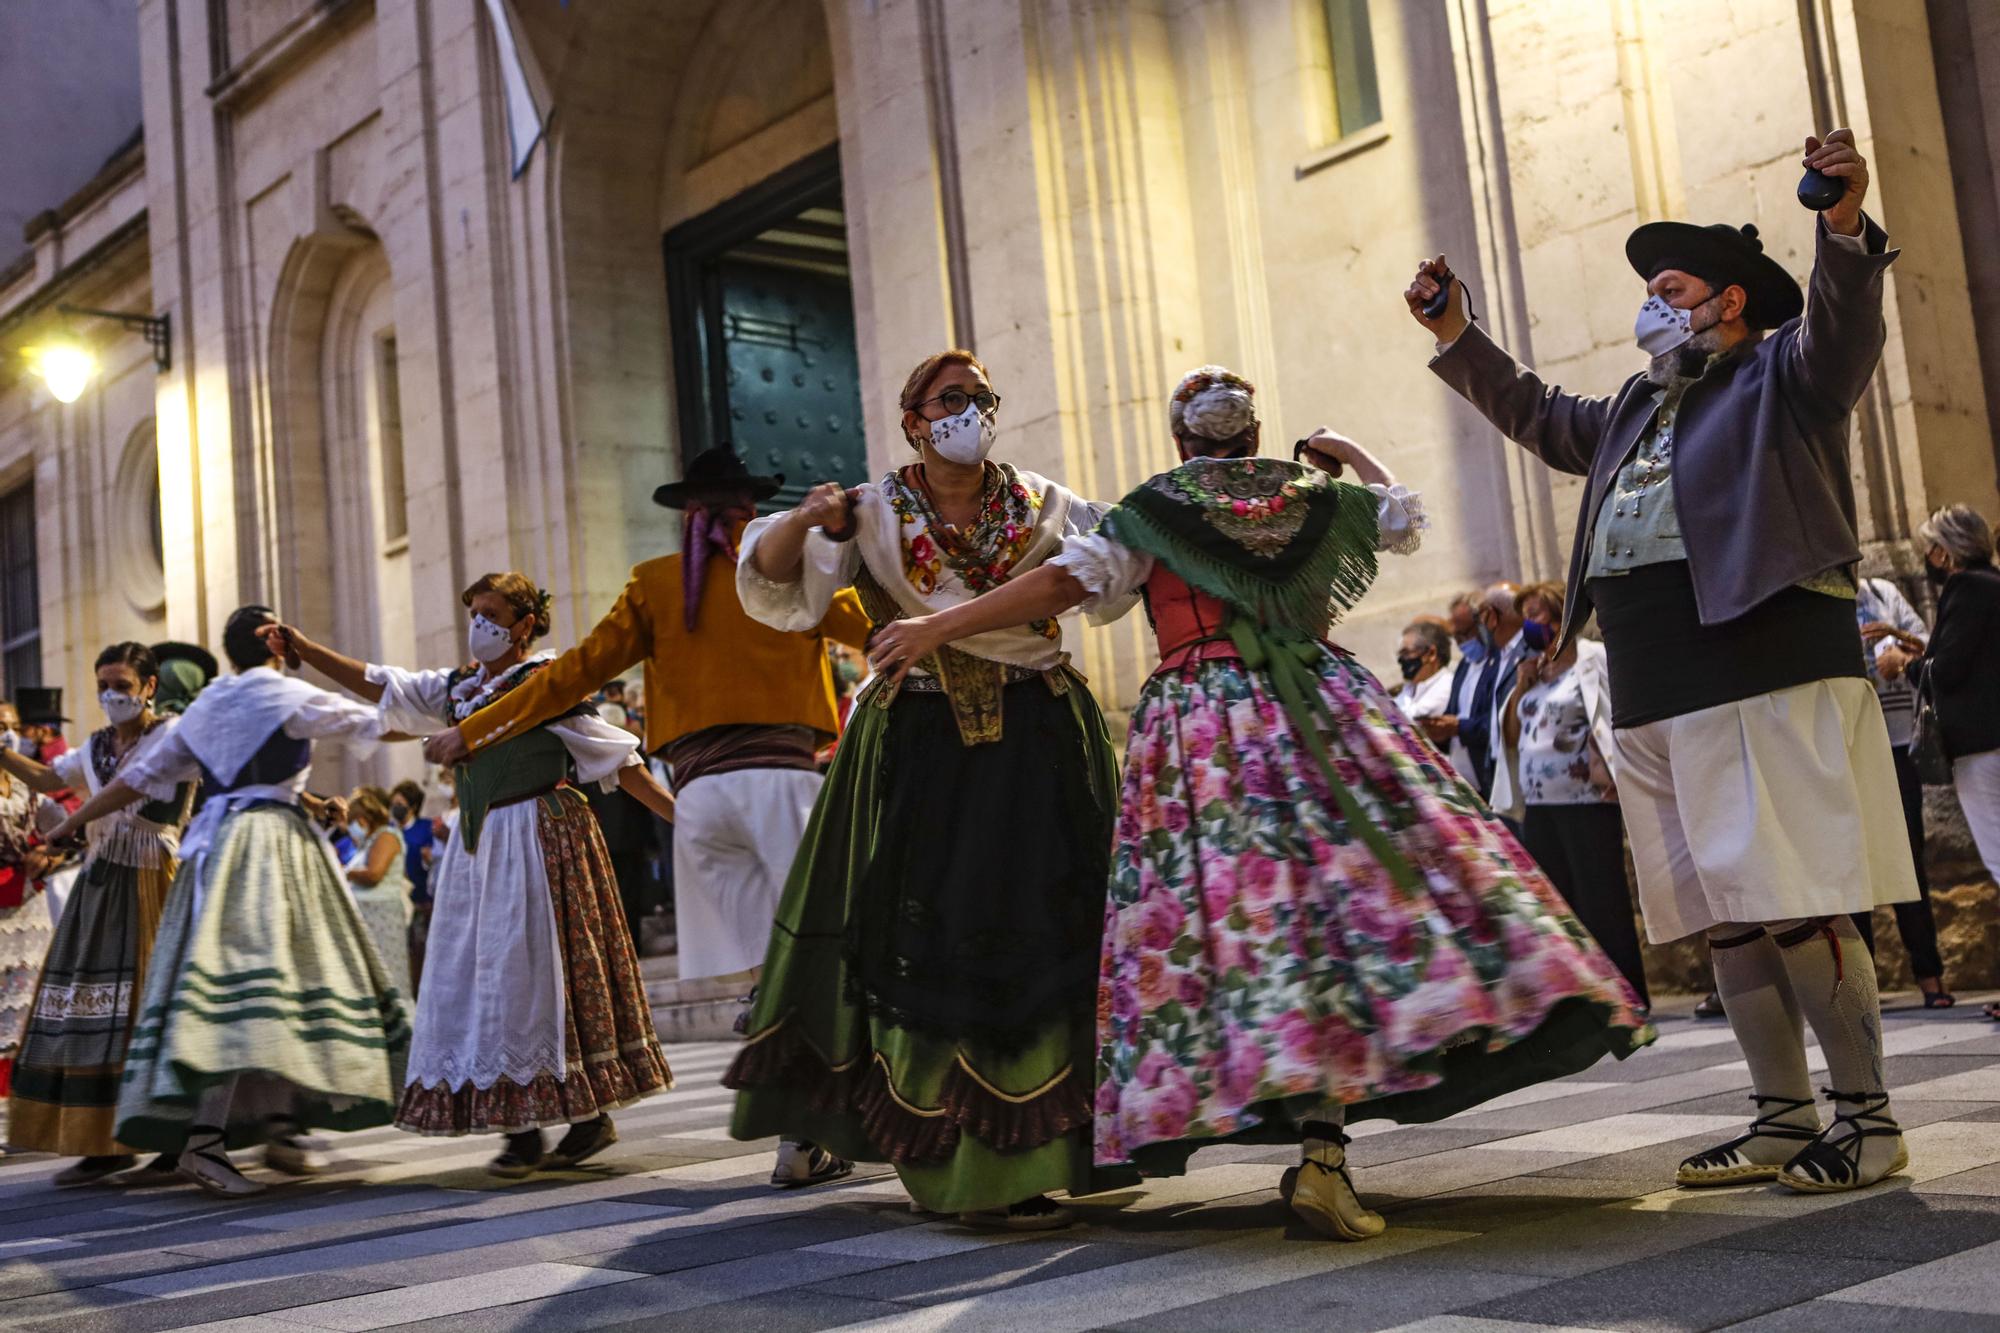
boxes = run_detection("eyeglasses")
[913,387,1001,417]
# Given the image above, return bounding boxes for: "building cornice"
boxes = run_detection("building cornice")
[21,130,146,248]
[205,0,374,111]
[0,212,152,341]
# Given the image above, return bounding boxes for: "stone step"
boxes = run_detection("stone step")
[641,948,752,1045]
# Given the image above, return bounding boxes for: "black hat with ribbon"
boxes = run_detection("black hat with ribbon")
[12,687,66,727]
[1624,221,1805,330]
[652,445,783,511]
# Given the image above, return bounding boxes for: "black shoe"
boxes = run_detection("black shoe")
[487,1129,546,1180]
[958,1194,1074,1231]
[1693,991,1726,1019]
[118,1153,181,1185]
[53,1155,137,1188]
[546,1115,618,1169]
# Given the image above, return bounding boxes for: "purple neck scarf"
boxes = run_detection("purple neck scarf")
[683,507,740,632]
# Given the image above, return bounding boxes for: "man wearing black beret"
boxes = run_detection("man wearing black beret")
[1408,128,1914,1194]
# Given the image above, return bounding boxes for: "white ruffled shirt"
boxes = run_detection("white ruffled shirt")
[363,652,640,790]
[122,668,387,868]
[738,467,1107,671]
[1048,482,1425,624]
[363,652,641,1093]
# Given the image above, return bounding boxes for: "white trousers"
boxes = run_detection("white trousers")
[1610,677,1916,942]
[671,767,822,980]
[1953,749,2000,885]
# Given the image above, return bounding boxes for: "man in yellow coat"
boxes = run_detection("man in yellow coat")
[424,446,869,1188]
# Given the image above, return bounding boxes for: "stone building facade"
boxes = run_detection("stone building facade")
[3,0,1999,797]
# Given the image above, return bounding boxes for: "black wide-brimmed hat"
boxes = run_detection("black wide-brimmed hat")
[1625,221,1804,330]
[12,687,66,726]
[652,445,783,510]
[151,640,219,684]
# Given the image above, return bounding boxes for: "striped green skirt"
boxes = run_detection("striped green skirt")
[115,804,411,1151]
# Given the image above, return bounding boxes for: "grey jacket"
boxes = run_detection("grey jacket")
[1430,216,1897,649]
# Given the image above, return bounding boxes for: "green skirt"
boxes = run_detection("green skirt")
[726,672,1127,1213]
[115,804,411,1151]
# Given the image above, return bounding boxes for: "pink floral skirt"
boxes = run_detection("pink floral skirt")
[1095,647,1651,1171]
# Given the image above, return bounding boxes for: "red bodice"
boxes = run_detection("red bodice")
[1146,566,1243,671]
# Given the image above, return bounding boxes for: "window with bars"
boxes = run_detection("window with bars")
[1324,0,1383,140]
[0,484,41,692]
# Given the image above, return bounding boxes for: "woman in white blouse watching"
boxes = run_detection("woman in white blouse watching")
[1500,582,1649,1007]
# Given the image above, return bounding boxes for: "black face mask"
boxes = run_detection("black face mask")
[390,803,409,823]
[1926,563,1950,589]
[1396,654,1425,681]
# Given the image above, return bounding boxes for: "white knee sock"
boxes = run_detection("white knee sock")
[1707,926,1818,1136]
[1771,916,1901,1175]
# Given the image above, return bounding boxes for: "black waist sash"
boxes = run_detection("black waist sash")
[1589,561,1864,729]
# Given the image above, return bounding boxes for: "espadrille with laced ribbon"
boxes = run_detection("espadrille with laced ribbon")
[1676,1094,1822,1187]
[1778,1090,1906,1193]
[1279,1129,1385,1241]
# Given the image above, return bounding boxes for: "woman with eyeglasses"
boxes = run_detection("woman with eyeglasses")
[725,349,1119,1231]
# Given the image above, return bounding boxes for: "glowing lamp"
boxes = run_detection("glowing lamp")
[34,340,97,404]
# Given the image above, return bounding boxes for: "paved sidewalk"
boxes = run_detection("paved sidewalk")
[1,998,1998,1331]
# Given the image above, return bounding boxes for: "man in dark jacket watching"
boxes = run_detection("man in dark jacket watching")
[1410,127,1915,1194]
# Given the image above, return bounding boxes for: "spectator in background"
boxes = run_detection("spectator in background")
[13,690,79,814]
[392,780,436,995]
[1394,620,1456,724]
[1912,506,2000,1018]
[1467,583,1527,816]
[1499,583,1648,1005]
[1421,589,1488,784]
[596,680,633,732]
[1853,573,1952,1007]
[343,786,413,1005]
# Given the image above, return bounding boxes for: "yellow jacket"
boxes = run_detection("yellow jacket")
[461,553,872,755]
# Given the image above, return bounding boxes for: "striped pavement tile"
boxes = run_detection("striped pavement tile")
[0,1006,1993,1330]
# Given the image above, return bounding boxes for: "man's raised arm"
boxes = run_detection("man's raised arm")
[1407,254,1613,478]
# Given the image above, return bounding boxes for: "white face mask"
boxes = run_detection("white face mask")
[927,402,998,466]
[348,822,368,845]
[101,691,146,725]
[1633,294,1695,357]
[1634,288,1727,358]
[467,614,516,664]
[0,730,19,754]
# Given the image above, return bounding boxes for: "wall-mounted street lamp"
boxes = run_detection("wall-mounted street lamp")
[27,304,171,404]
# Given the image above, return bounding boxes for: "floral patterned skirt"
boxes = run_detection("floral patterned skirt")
[395,787,671,1135]
[1097,647,1652,1172]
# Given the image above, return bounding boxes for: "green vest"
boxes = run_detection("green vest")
[453,727,572,853]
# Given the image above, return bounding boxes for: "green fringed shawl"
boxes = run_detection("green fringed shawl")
[1101,457,1421,893]
[1097,457,1382,634]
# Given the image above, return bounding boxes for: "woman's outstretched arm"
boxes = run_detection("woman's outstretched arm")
[866,564,1089,685]
[260,624,386,703]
